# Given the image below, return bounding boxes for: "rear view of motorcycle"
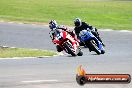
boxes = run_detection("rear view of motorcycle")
[79,30,105,55]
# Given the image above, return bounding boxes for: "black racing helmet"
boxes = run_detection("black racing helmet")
[74,18,82,27]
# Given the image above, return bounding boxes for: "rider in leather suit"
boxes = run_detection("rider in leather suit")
[74,18,105,46]
[49,20,78,52]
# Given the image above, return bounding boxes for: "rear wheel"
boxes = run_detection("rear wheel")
[63,42,76,56]
[89,40,101,55]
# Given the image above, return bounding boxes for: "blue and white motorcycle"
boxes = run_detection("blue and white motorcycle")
[79,30,105,55]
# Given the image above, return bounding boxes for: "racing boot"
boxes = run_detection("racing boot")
[56,45,63,52]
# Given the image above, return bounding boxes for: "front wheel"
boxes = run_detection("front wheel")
[63,42,76,56]
[101,50,105,54]
[89,40,101,55]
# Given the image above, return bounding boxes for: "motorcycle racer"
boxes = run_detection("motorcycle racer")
[49,20,78,52]
[74,18,105,46]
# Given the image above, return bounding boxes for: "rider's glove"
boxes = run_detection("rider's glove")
[86,28,92,32]
[92,27,96,32]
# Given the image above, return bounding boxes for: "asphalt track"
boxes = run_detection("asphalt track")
[0,22,132,88]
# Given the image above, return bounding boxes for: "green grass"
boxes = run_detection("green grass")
[0,0,132,30]
[0,47,57,58]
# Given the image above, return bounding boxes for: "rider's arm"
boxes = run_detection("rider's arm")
[49,31,54,40]
[74,27,80,38]
[83,22,97,32]
[82,22,92,30]
[57,25,67,31]
[49,29,59,40]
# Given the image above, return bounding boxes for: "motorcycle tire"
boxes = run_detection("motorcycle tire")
[101,50,105,54]
[89,40,101,55]
[63,42,76,56]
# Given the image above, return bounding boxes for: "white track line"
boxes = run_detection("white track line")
[99,29,113,31]
[119,30,132,33]
[21,80,59,83]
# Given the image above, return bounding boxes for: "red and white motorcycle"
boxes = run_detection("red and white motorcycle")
[52,30,83,56]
